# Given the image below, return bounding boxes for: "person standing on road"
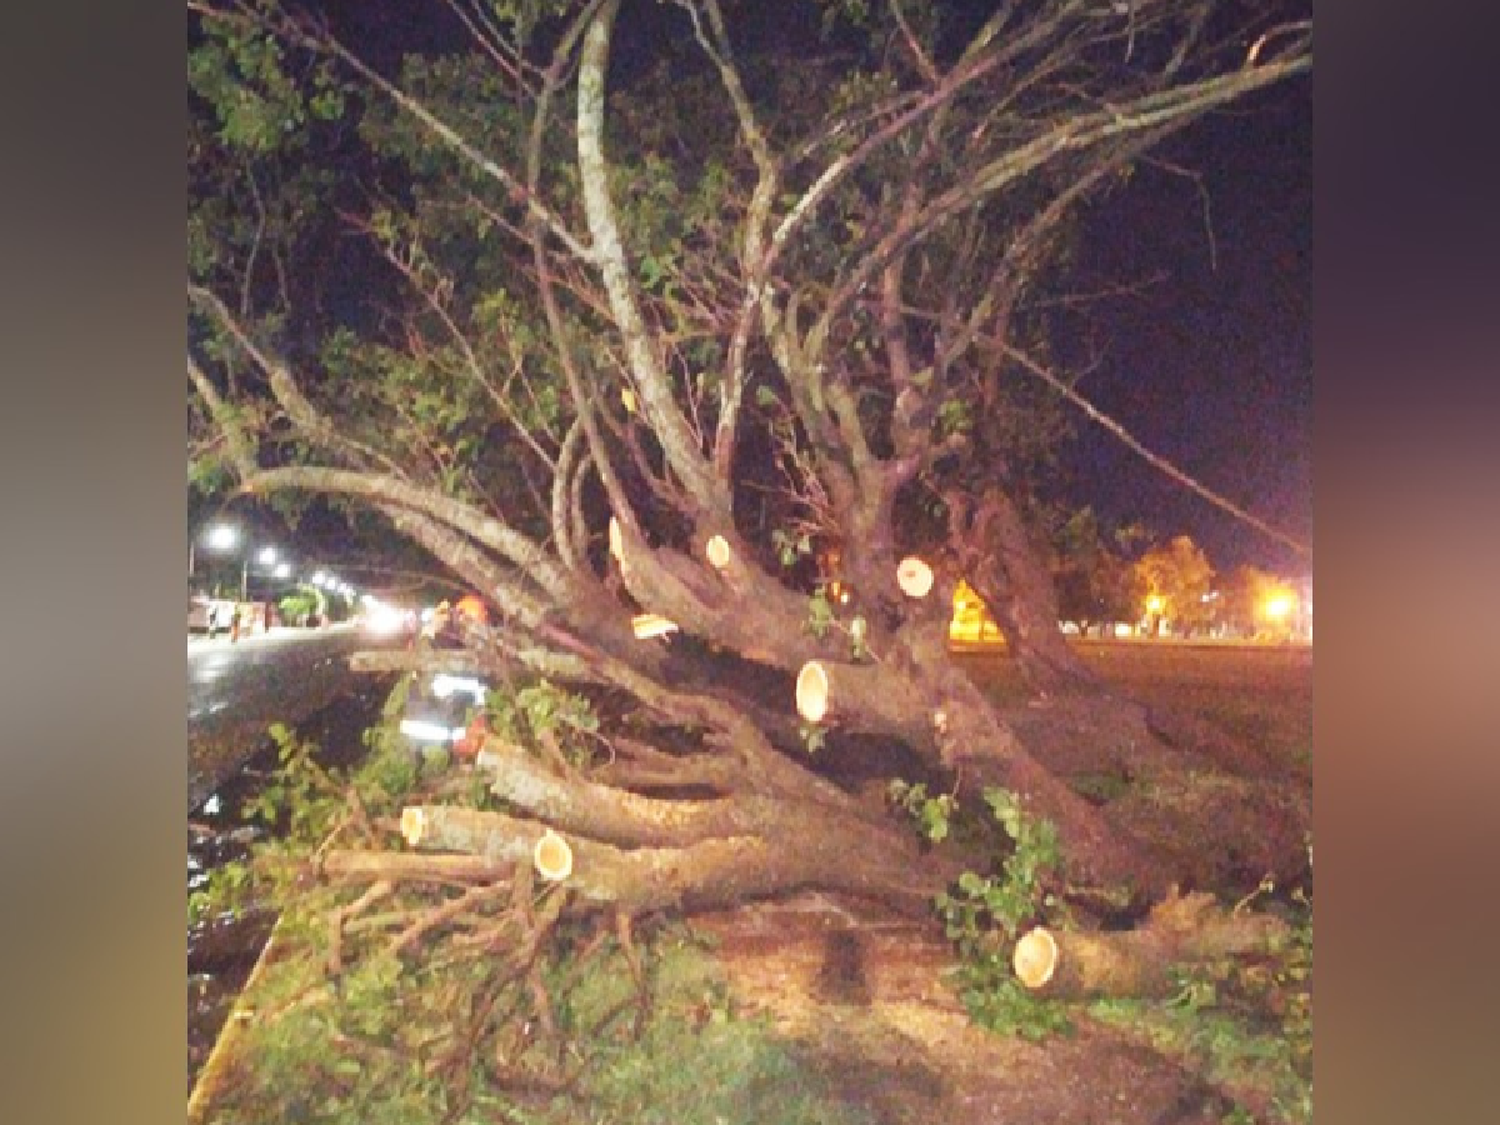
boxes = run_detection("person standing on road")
[229,607,242,643]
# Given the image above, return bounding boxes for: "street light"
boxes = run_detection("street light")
[190,523,241,593]
[1264,593,1294,622]
[1144,594,1165,639]
[206,524,239,551]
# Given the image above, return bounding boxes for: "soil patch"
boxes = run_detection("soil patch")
[691,892,1235,1125]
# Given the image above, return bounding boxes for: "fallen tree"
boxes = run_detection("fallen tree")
[190,0,1313,1004]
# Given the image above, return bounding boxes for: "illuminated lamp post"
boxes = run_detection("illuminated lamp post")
[1145,594,1164,637]
[1262,592,1295,641]
[192,523,240,596]
[240,546,281,602]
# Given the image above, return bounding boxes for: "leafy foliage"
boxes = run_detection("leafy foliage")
[1135,534,1217,634]
[1050,506,1146,629]
[484,679,602,768]
[892,781,1073,1040]
[804,586,835,639]
[188,855,255,928]
[201,679,879,1125]
[797,721,827,755]
[244,721,348,839]
[771,528,814,569]
[277,584,325,625]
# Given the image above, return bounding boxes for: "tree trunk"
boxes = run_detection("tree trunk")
[959,486,1105,698]
[850,658,1310,899]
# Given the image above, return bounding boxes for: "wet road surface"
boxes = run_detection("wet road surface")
[188,623,399,813]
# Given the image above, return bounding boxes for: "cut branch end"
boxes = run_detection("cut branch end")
[705,534,732,571]
[401,807,427,847]
[533,829,574,882]
[896,556,935,599]
[1013,926,1060,989]
[796,660,831,724]
[632,614,680,639]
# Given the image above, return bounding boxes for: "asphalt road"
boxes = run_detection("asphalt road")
[187,623,399,812]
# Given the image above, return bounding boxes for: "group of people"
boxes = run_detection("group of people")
[206,604,243,643]
[415,594,490,650]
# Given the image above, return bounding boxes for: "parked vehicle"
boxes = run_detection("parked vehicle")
[188,595,212,634]
[189,595,239,637]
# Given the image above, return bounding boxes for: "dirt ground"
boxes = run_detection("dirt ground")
[690,891,1257,1125]
[677,645,1309,1125]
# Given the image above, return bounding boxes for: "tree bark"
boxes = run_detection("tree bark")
[390,803,948,918]
[1012,891,1291,1000]
[960,485,1105,699]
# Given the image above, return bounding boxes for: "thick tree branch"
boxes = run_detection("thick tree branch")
[576,0,726,515]
[240,466,574,596]
[550,418,589,573]
[187,355,258,479]
[398,804,941,916]
[371,505,556,629]
[480,737,875,853]
[189,283,411,478]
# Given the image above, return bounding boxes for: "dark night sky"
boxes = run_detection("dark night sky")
[1064,77,1312,578]
[279,0,1312,583]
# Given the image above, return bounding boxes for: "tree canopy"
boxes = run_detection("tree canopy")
[189,0,1313,925]
[1135,533,1215,634]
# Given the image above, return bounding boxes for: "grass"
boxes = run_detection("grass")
[548,936,876,1125]
[207,921,878,1125]
[1088,992,1313,1125]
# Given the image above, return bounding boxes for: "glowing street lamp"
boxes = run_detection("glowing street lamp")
[206,524,239,551]
[1264,593,1294,622]
[191,523,237,569]
[1143,594,1165,639]
[190,523,242,593]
